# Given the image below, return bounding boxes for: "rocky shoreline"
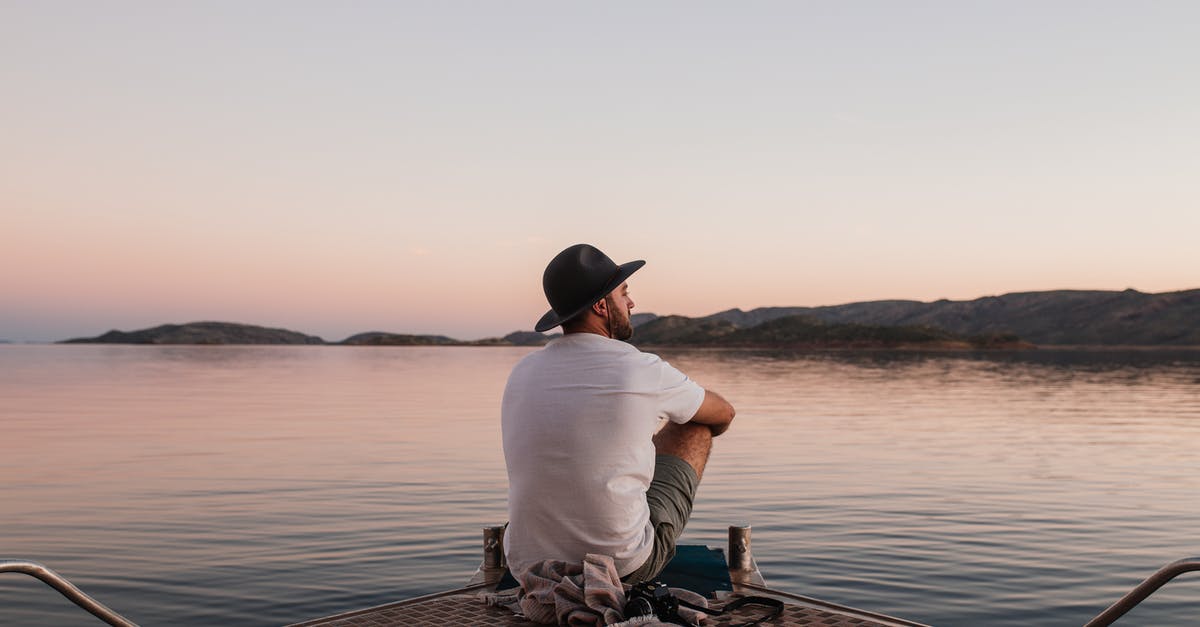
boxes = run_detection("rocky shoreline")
[60,319,1031,350]
[55,288,1200,349]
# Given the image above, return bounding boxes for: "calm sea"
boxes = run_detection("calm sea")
[2,344,1199,626]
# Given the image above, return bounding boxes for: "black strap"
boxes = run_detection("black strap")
[676,595,784,627]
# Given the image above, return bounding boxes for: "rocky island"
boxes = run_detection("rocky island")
[60,324,561,347]
[339,332,460,346]
[58,318,1028,350]
[54,288,1200,348]
[61,322,325,345]
[630,314,1030,349]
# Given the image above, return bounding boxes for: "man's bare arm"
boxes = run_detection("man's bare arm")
[689,389,736,436]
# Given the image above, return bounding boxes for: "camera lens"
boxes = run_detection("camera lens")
[623,596,654,618]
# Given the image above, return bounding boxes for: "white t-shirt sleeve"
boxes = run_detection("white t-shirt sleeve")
[651,356,707,424]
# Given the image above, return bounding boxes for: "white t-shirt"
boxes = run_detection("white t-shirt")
[501,333,706,579]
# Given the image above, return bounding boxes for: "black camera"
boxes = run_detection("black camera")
[623,580,684,623]
[624,580,786,627]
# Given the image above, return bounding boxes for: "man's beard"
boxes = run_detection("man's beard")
[605,295,634,341]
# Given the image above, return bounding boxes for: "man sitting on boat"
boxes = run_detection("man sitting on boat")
[502,243,736,585]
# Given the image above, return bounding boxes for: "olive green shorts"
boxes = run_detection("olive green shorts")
[621,454,699,584]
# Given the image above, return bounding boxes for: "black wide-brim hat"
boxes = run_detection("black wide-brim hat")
[535,244,645,332]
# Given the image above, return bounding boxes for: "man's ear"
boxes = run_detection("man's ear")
[593,297,608,318]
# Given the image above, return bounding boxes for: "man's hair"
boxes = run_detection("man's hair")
[559,294,616,333]
[561,315,587,333]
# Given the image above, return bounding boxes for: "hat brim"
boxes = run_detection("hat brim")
[534,259,645,332]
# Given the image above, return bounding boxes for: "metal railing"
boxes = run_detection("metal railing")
[7,548,1195,627]
[1084,557,1200,627]
[0,559,138,627]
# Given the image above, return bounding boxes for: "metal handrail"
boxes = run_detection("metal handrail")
[0,559,138,627]
[6,551,1195,627]
[1084,557,1200,627]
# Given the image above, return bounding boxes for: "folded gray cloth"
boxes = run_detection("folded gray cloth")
[513,554,707,626]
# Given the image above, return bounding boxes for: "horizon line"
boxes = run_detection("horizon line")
[10,285,1198,345]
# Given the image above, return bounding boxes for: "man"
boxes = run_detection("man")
[502,243,735,584]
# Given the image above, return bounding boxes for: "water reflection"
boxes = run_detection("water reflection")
[1,345,1198,626]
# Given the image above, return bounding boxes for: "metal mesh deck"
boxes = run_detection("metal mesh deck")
[292,590,921,626]
[289,530,929,627]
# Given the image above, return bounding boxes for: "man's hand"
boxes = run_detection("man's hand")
[689,389,736,436]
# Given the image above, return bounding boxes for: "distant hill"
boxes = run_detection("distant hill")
[631,316,739,345]
[697,289,1200,346]
[501,331,559,346]
[48,288,1200,348]
[633,314,1028,349]
[630,313,659,328]
[61,322,325,345]
[339,332,460,346]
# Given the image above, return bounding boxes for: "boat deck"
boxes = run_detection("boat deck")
[289,584,927,627]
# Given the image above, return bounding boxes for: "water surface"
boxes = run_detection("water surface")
[2,345,1198,625]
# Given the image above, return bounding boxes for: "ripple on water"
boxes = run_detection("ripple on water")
[3,346,1200,625]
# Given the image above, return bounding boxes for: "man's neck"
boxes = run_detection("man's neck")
[562,328,612,339]
[562,316,612,338]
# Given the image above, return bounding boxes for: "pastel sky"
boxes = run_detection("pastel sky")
[3,2,1197,342]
